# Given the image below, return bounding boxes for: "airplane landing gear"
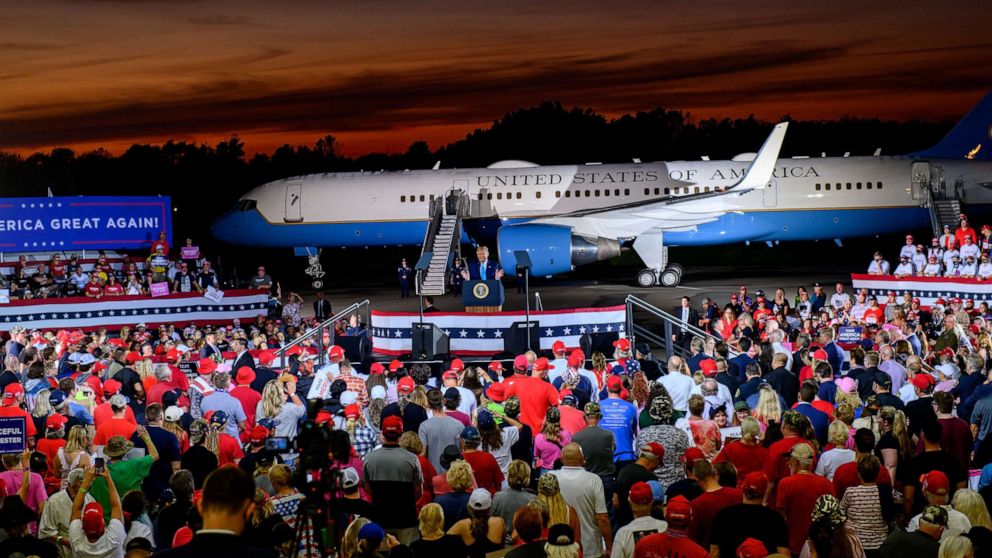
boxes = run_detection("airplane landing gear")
[633,232,682,287]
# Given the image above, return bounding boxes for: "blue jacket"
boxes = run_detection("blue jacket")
[468,260,502,280]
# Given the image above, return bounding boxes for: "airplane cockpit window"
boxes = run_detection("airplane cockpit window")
[867,183,873,189]
[233,200,258,212]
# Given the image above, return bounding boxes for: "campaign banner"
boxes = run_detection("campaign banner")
[181,246,200,260]
[149,282,170,297]
[371,305,627,356]
[0,416,26,453]
[850,273,992,307]
[837,326,863,343]
[0,289,268,332]
[0,196,172,251]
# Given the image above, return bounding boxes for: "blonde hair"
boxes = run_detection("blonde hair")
[340,517,371,558]
[507,460,531,489]
[259,380,285,420]
[880,406,911,460]
[268,464,293,487]
[827,420,849,448]
[938,535,973,558]
[754,388,782,424]
[447,460,474,492]
[740,416,761,444]
[418,503,445,538]
[410,386,428,410]
[537,475,570,527]
[399,431,424,455]
[545,537,580,558]
[66,425,92,454]
[952,489,992,529]
[835,389,862,412]
[32,389,52,418]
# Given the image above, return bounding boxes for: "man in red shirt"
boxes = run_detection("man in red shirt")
[93,395,138,445]
[0,384,37,440]
[84,275,103,298]
[532,357,555,381]
[763,410,815,504]
[688,459,743,548]
[92,379,137,428]
[502,355,530,391]
[459,426,503,495]
[775,443,834,555]
[834,428,892,498]
[504,356,560,433]
[634,495,708,558]
[231,366,262,427]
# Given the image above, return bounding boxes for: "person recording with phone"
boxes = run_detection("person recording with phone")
[68,465,126,557]
[87,429,159,525]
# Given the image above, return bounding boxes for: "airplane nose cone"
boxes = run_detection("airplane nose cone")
[210,211,243,245]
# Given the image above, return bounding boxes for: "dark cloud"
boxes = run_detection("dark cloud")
[186,14,253,26]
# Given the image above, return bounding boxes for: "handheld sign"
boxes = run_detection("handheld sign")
[150,282,170,297]
[204,286,225,303]
[0,289,8,304]
[181,246,200,260]
[837,326,863,343]
[0,416,27,453]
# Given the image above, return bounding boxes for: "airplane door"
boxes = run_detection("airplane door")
[284,182,303,222]
[762,179,778,207]
[911,161,930,200]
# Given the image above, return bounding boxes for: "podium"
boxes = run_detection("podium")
[463,280,504,313]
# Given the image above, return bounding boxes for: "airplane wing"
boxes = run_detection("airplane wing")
[526,122,788,239]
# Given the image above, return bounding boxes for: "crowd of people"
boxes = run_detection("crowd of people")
[868,214,992,279]
[5,226,992,557]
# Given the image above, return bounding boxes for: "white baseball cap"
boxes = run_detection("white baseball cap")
[468,488,492,511]
[164,406,183,422]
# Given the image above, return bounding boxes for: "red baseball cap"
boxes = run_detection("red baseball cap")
[513,355,529,371]
[812,349,829,361]
[607,375,624,392]
[641,442,665,461]
[344,404,361,420]
[257,350,275,365]
[922,470,949,496]
[680,447,706,464]
[236,366,256,385]
[665,495,692,524]
[552,340,567,353]
[102,379,122,395]
[382,415,404,438]
[442,370,459,381]
[613,338,631,352]
[699,359,717,376]
[488,361,504,372]
[197,358,217,375]
[450,358,465,372]
[533,357,555,372]
[3,383,24,397]
[486,382,506,402]
[736,538,769,558]
[912,374,936,391]
[388,359,404,372]
[369,362,385,375]
[628,482,653,505]
[249,425,270,443]
[328,345,344,361]
[741,471,768,498]
[567,352,584,368]
[82,501,106,537]
[165,348,179,362]
[397,376,415,394]
[125,352,141,364]
[46,413,68,430]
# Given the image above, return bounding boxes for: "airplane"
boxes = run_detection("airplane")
[212,91,992,287]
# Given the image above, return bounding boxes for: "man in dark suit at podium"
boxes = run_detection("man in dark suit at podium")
[461,245,504,280]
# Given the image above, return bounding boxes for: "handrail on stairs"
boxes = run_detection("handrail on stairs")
[624,295,736,359]
[274,299,371,368]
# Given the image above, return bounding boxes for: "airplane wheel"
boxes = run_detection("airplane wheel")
[312,280,324,289]
[669,263,684,277]
[659,268,681,287]
[636,269,657,288]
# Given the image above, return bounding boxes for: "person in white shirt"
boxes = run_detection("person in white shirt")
[69,466,126,558]
[945,255,964,277]
[850,292,869,322]
[39,468,93,558]
[961,255,979,278]
[929,237,945,263]
[923,255,943,277]
[943,244,960,269]
[547,340,569,384]
[70,269,90,291]
[814,422,855,480]
[961,236,981,261]
[939,224,955,249]
[658,356,694,413]
[892,256,915,278]
[899,234,917,259]
[867,252,890,275]
[611,481,667,558]
[830,283,851,309]
[978,255,992,280]
[911,244,927,272]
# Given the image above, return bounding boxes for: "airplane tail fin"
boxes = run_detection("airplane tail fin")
[914,91,992,160]
[729,122,788,192]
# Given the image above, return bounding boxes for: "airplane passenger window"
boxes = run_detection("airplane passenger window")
[497,193,503,200]
[655,188,661,195]
[566,191,572,197]
[845,183,851,190]
[694,187,700,194]
[401,196,406,202]
[516,192,522,199]
[536,191,542,199]
[855,183,861,189]
[867,183,873,189]
[595,190,601,197]
[585,190,591,197]
[644,188,650,195]
[878,182,883,189]
[858,183,863,189]
[704,187,711,193]
[478,193,484,200]
[604,190,610,197]
[420,195,425,202]
[555,191,561,198]
[487,193,493,200]
[825,184,831,190]
[430,195,435,201]
[815,184,821,190]
[623,189,629,195]
[663,188,669,195]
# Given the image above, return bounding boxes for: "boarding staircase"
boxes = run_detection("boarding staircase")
[915,161,966,238]
[273,299,371,368]
[417,190,467,296]
[624,295,737,361]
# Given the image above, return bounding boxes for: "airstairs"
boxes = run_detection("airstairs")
[914,161,965,239]
[417,190,467,296]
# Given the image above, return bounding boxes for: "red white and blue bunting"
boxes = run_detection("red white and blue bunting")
[850,273,992,306]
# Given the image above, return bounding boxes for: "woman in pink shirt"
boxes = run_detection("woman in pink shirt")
[533,407,571,475]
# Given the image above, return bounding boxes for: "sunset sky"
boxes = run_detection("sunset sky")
[2,0,991,156]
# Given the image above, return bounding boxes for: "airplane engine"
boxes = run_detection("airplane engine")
[496,224,621,276]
